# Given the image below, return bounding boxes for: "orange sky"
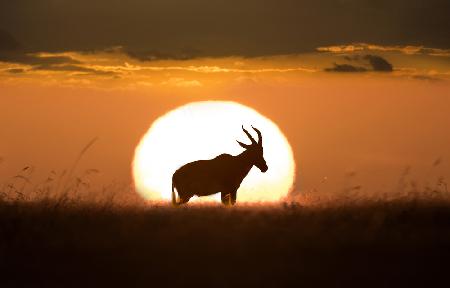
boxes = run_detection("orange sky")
[1,47,449,197]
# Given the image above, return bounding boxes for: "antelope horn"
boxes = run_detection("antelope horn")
[242,125,256,145]
[236,140,251,149]
[252,126,262,145]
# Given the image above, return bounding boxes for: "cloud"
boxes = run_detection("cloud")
[161,77,202,87]
[363,55,393,72]
[0,52,80,66]
[325,63,367,73]
[1,1,449,58]
[411,74,443,82]
[318,43,450,57]
[5,68,25,74]
[0,30,78,66]
[32,64,116,76]
[318,45,365,54]
[125,48,202,61]
[0,31,80,67]
[0,30,116,76]
[326,54,393,72]
[0,51,114,76]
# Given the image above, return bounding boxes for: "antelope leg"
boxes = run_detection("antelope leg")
[221,192,232,206]
[230,191,237,205]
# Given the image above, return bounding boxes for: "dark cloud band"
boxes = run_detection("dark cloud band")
[0,0,448,59]
[325,55,393,73]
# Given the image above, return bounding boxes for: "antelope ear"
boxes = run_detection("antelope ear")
[237,140,251,149]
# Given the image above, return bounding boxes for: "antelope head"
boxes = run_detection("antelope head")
[237,126,268,172]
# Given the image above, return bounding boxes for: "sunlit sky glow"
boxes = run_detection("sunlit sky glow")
[1,1,449,200]
[133,101,295,202]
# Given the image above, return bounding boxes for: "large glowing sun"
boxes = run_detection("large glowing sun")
[132,101,295,203]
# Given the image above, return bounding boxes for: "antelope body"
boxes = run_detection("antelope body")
[172,126,267,205]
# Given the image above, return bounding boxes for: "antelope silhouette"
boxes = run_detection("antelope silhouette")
[172,126,268,206]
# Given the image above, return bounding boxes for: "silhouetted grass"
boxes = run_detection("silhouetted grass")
[1,194,449,287]
[1,149,449,287]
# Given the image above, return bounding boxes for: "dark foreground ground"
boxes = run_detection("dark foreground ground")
[1,199,450,288]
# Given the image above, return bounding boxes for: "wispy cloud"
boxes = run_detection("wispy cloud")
[5,68,25,74]
[1,43,448,87]
[161,77,202,87]
[32,64,116,76]
[394,68,448,82]
[318,43,450,57]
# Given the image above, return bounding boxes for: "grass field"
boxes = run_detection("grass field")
[1,194,449,287]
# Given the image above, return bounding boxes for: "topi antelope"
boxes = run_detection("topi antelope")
[172,126,268,206]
